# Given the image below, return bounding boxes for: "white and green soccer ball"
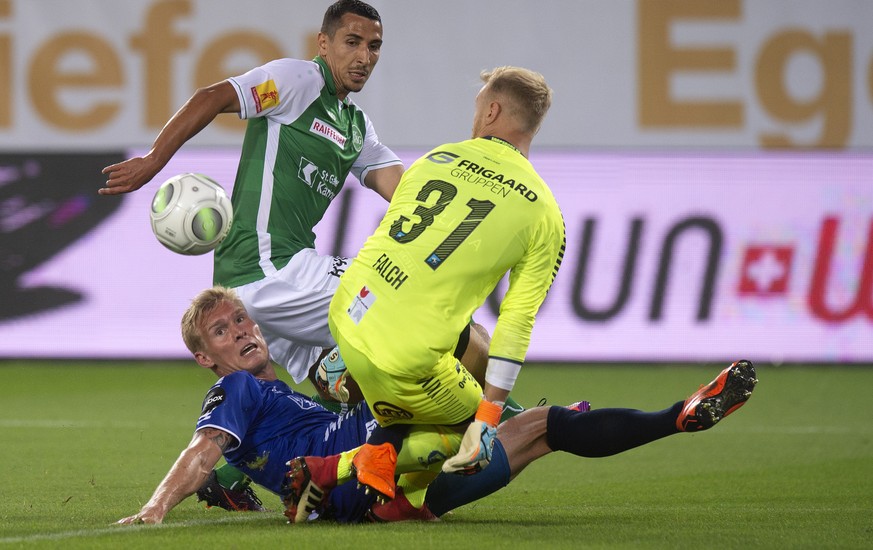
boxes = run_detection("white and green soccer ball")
[149,173,233,256]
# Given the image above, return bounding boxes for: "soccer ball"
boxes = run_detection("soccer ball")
[149,173,233,255]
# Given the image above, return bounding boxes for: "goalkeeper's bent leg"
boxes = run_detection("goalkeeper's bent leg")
[395,425,461,475]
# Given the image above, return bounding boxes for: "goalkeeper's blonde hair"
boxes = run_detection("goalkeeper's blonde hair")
[480,66,553,135]
[181,286,245,354]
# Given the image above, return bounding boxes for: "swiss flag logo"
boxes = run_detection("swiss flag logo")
[738,245,794,295]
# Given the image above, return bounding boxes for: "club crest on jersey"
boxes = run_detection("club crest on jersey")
[245,451,270,471]
[351,125,363,152]
[310,118,347,149]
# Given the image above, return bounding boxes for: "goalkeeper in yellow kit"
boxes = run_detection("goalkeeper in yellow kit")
[285,66,562,520]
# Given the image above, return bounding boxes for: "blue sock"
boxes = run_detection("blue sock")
[545,403,682,457]
[424,439,511,517]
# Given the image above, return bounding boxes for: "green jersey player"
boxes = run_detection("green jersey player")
[101,0,404,386]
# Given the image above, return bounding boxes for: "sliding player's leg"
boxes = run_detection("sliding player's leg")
[421,360,757,518]
[284,423,461,523]
[195,463,265,512]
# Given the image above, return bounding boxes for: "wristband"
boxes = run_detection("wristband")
[475,398,503,426]
[484,357,522,392]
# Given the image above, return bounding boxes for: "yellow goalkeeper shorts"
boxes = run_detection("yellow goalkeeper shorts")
[336,331,482,427]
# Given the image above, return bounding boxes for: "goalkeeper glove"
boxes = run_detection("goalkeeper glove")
[441,398,502,475]
[315,347,351,403]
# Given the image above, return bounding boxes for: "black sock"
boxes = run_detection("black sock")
[545,402,683,457]
[366,423,411,453]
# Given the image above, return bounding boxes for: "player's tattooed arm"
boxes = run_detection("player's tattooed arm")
[117,428,230,525]
[198,427,234,452]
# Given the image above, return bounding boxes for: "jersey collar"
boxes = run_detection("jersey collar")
[482,135,523,156]
[314,56,352,107]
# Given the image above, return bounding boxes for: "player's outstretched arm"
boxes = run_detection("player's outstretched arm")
[363,164,403,201]
[100,81,240,196]
[117,428,229,525]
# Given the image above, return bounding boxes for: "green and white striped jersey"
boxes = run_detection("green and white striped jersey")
[214,56,401,288]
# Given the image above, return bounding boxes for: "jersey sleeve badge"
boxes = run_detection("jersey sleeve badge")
[251,80,280,113]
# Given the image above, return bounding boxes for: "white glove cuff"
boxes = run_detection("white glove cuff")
[484,357,522,392]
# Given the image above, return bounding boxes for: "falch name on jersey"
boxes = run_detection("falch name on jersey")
[310,118,347,148]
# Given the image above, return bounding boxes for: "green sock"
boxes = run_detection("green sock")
[214,463,250,491]
[311,394,350,415]
[500,395,525,422]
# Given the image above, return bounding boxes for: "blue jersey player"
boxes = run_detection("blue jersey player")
[117,286,757,525]
[116,286,383,523]
[195,372,375,497]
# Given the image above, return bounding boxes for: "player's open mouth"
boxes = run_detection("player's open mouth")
[241,343,257,356]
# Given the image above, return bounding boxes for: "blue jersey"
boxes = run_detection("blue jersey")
[196,371,377,499]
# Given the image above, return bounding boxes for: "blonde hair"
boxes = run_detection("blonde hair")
[180,286,245,354]
[480,66,553,134]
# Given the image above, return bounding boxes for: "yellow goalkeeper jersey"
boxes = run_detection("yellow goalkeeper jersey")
[329,136,565,374]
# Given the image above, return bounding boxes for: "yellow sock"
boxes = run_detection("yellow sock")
[397,471,438,509]
[337,446,361,484]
